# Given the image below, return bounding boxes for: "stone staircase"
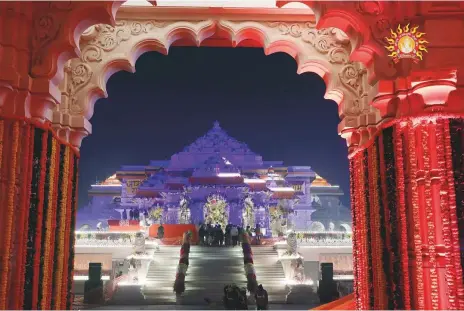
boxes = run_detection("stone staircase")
[183,246,247,304]
[140,245,288,305]
[252,246,289,303]
[142,246,180,304]
[143,245,246,304]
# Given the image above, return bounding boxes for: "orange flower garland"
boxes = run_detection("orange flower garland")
[40,138,58,310]
[406,121,425,310]
[348,159,359,307]
[443,121,464,309]
[53,146,70,308]
[61,150,75,310]
[31,130,49,309]
[422,123,439,310]
[12,123,32,310]
[393,124,411,309]
[435,120,457,309]
[0,121,20,310]
[368,143,387,309]
[66,156,79,309]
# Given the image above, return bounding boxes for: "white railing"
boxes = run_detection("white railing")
[298,238,352,247]
[75,239,134,247]
[292,231,353,247]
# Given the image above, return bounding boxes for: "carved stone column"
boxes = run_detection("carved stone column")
[349,69,464,310]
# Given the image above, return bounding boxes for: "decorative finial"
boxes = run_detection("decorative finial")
[213,121,220,129]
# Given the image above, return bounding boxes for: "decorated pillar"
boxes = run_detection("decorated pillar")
[347,69,464,310]
[0,117,80,310]
[0,2,118,309]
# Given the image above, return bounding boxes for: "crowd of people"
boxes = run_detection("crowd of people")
[205,283,268,310]
[198,224,262,246]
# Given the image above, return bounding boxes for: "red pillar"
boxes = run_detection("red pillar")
[350,70,464,310]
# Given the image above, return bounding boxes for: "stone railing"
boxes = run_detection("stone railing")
[74,231,158,248]
[294,231,352,247]
[75,238,133,247]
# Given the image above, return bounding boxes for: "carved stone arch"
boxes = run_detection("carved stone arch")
[220,20,373,119]
[55,13,376,148]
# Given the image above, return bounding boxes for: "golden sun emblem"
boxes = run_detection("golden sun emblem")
[384,24,429,63]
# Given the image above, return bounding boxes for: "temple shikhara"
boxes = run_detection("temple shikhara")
[79,122,352,234]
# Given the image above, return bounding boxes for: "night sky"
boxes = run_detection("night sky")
[78,46,350,208]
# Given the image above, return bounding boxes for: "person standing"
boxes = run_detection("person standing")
[231,226,239,246]
[218,225,224,246]
[157,223,164,240]
[255,284,268,310]
[199,224,205,245]
[255,224,261,245]
[225,224,231,246]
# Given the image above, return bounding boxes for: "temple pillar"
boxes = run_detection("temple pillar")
[348,69,464,310]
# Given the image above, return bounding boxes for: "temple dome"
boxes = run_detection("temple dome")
[311,174,331,187]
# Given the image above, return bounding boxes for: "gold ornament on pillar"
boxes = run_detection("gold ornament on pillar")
[384,24,429,63]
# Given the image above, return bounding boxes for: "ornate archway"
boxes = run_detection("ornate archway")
[0,1,463,310]
[54,7,373,149]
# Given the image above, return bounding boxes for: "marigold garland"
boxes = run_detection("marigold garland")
[242,233,258,293]
[61,147,74,309]
[444,120,464,309]
[37,133,54,309]
[53,146,71,307]
[174,232,191,294]
[434,119,458,309]
[23,128,47,309]
[40,138,59,309]
[421,123,440,310]
[66,155,79,309]
[31,129,49,309]
[376,134,393,308]
[393,125,411,309]
[12,124,33,310]
[406,121,425,310]
[368,143,387,309]
[382,127,402,309]
[357,154,369,309]
[348,159,360,308]
[353,153,368,310]
[0,121,20,310]
[51,145,66,309]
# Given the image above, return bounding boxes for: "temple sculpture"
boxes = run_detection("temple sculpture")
[78,122,351,235]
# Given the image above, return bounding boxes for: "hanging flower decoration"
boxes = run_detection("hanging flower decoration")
[243,197,255,229]
[179,198,191,224]
[241,232,258,293]
[269,206,282,223]
[173,231,191,294]
[149,207,164,221]
[204,194,228,228]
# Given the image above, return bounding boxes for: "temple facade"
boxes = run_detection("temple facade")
[79,122,351,235]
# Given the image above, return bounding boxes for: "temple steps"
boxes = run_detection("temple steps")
[140,244,289,304]
[252,246,289,303]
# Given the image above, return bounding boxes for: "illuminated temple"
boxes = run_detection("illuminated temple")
[78,122,351,234]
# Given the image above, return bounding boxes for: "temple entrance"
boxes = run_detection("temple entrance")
[0,1,463,310]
